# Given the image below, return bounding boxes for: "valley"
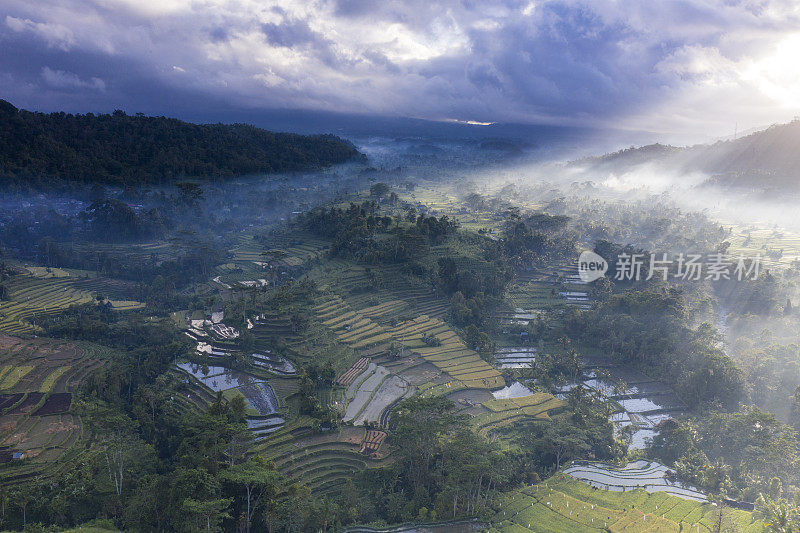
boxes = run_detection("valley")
[0,107,798,533]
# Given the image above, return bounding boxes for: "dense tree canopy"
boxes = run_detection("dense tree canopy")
[0,100,360,187]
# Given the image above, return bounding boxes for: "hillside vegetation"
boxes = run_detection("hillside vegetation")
[578,119,800,190]
[488,475,764,533]
[0,99,360,187]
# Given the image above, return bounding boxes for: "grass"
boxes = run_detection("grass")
[38,365,71,393]
[473,392,566,437]
[0,270,144,335]
[487,475,764,533]
[0,365,34,389]
[388,316,504,389]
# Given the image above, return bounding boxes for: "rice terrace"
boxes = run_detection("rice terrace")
[0,148,794,532]
[2,3,800,530]
[0,335,106,486]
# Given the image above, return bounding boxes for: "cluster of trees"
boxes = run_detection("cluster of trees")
[353,397,510,523]
[0,186,191,255]
[0,207,73,256]
[437,256,511,337]
[514,386,620,473]
[565,288,744,408]
[369,182,399,204]
[450,291,488,328]
[649,407,800,502]
[717,272,784,316]
[436,257,509,301]
[435,255,511,362]
[300,201,392,259]
[564,196,727,254]
[296,363,339,430]
[729,337,800,423]
[346,388,618,525]
[299,200,458,263]
[78,199,167,241]
[500,209,574,268]
[0,100,360,187]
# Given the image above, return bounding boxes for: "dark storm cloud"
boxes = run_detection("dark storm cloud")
[1,0,800,136]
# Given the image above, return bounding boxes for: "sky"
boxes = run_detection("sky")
[2,0,800,143]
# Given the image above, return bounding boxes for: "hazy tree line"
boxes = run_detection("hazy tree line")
[649,407,799,503]
[298,200,458,263]
[0,99,360,188]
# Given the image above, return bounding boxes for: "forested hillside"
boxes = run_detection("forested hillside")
[578,119,800,191]
[0,100,360,187]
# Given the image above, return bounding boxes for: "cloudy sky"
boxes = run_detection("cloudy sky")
[2,0,800,141]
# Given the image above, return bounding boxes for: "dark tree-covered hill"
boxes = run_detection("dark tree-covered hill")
[0,99,361,186]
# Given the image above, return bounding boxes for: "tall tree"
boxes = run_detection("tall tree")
[220,457,281,533]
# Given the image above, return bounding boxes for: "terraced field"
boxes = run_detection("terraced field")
[0,336,108,486]
[0,270,144,335]
[0,275,96,335]
[223,231,329,281]
[341,362,413,426]
[69,240,175,262]
[725,225,800,269]
[252,312,305,345]
[564,461,706,501]
[337,357,370,386]
[487,474,764,533]
[504,260,591,317]
[473,392,567,437]
[317,262,449,320]
[175,362,289,436]
[255,420,389,494]
[257,233,329,265]
[387,316,504,389]
[314,296,393,349]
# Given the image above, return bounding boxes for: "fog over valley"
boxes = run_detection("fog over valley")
[3,1,800,532]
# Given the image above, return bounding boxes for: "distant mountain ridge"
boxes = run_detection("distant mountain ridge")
[577,119,800,191]
[0,99,361,187]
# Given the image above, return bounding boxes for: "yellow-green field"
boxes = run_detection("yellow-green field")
[0,271,144,335]
[314,295,393,349]
[474,392,567,437]
[725,225,800,269]
[388,315,505,389]
[488,475,764,533]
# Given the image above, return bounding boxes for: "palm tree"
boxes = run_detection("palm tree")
[764,497,798,533]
